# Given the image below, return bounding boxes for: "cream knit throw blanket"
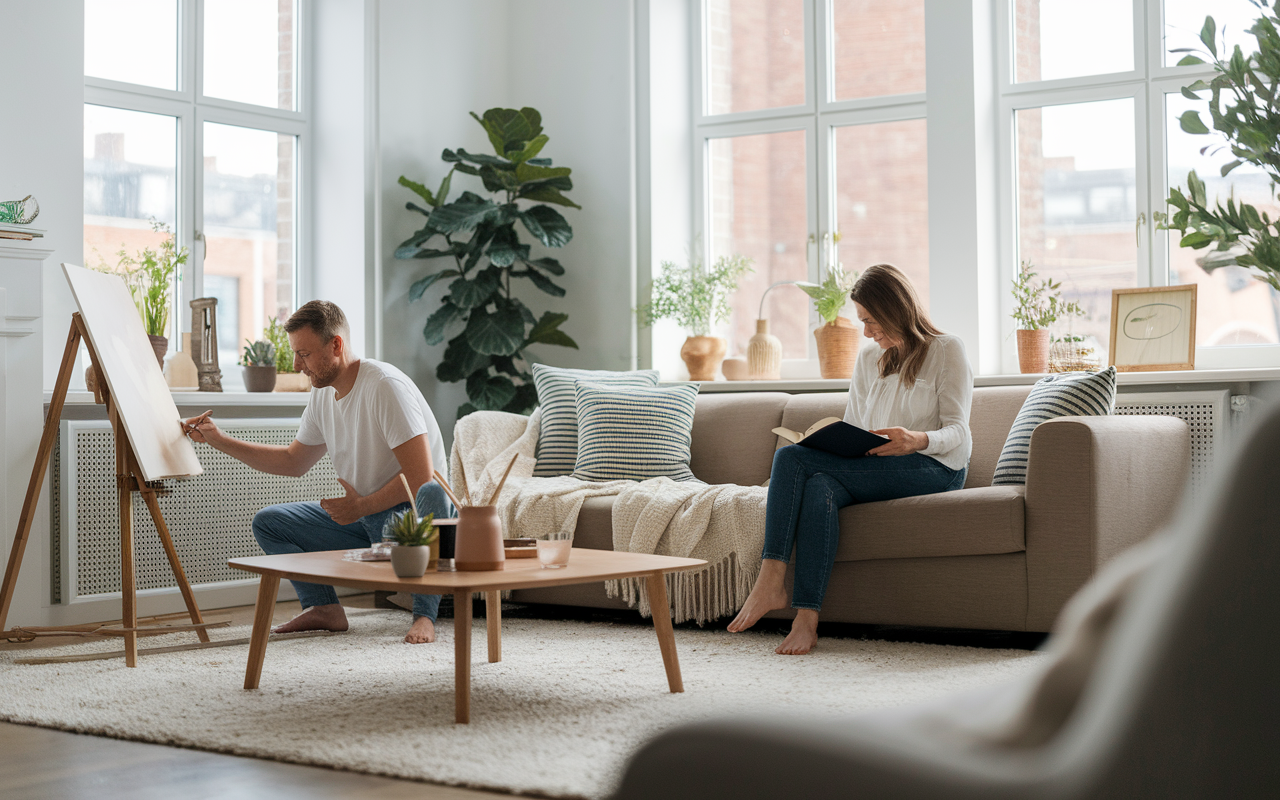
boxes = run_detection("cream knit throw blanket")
[450,410,768,624]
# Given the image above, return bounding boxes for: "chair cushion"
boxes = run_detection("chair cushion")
[532,364,659,477]
[834,485,1026,562]
[572,382,700,482]
[992,367,1118,486]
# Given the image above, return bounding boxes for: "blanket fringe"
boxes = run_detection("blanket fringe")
[605,553,761,625]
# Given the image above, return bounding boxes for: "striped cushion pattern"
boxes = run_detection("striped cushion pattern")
[992,367,1118,486]
[532,365,660,477]
[572,382,700,482]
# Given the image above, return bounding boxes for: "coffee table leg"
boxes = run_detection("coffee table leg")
[454,590,472,723]
[485,590,501,663]
[645,571,684,693]
[244,574,280,690]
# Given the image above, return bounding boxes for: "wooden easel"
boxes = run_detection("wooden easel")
[0,313,228,665]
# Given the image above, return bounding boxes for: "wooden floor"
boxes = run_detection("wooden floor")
[0,595,511,800]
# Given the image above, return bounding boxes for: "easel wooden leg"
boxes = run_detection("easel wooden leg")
[110,403,139,668]
[485,590,501,663]
[455,590,472,724]
[134,456,209,643]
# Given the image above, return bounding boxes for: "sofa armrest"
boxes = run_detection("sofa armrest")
[1023,414,1189,630]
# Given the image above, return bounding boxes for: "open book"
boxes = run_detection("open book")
[772,417,890,458]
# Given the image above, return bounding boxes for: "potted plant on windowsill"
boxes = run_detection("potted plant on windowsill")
[638,254,754,380]
[1011,260,1085,373]
[265,316,309,391]
[240,340,277,392]
[385,509,439,577]
[797,263,860,379]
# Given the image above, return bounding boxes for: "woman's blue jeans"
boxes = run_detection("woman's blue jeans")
[764,445,966,611]
[251,481,453,620]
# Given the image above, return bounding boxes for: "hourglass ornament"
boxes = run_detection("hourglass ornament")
[190,297,224,392]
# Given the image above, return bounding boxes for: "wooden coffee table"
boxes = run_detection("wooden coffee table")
[227,549,707,723]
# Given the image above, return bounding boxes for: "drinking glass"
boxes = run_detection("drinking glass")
[536,530,573,569]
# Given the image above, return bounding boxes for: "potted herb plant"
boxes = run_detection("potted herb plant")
[240,340,277,392]
[637,254,754,380]
[264,316,309,391]
[1011,260,1085,373]
[797,263,860,379]
[94,220,188,368]
[385,509,438,577]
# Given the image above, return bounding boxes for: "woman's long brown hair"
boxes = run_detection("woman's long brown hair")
[849,263,942,385]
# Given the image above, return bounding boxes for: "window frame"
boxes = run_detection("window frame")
[83,0,310,352]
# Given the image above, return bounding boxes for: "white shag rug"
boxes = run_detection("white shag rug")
[0,610,1044,798]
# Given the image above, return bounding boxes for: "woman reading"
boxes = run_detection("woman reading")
[728,264,973,654]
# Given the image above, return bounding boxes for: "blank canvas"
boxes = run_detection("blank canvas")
[63,263,202,481]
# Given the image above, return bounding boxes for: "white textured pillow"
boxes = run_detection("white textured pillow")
[572,382,700,482]
[992,367,1117,485]
[531,364,660,477]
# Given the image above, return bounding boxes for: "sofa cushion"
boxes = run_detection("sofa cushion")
[834,485,1026,562]
[532,364,660,477]
[689,392,792,486]
[776,394,850,450]
[993,368,1117,485]
[572,382,699,482]
[966,385,1033,488]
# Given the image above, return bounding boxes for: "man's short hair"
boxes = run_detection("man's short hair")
[285,300,350,344]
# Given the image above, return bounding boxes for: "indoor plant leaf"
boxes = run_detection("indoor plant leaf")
[422,300,464,346]
[524,256,565,275]
[518,185,582,209]
[437,334,492,383]
[428,192,502,234]
[507,134,549,165]
[472,107,544,153]
[519,205,574,247]
[466,371,517,411]
[465,304,526,355]
[409,269,460,302]
[521,269,566,297]
[525,311,579,349]
[398,175,437,207]
[486,225,530,267]
[502,382,540,415]
[448,269,502,309]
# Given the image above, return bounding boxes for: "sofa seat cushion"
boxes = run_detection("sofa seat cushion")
[835,485,1026,563]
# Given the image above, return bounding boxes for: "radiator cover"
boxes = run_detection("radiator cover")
[1113,389,1228,495]
[53,418,340,603]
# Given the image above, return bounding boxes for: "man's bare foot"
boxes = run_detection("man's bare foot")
[727,559,789,633]
[272,604,348,634]
[776,609,819,655]
[404,615,436,644]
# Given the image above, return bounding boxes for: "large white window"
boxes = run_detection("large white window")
[999,0,1278,367]
[84,0,307,380]
[694,0,928,371]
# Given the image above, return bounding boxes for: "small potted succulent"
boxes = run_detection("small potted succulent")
[384,509,439,577]
[797,263,860,379]
[637,253,754,380]
[1011,260,1085,373]
[240,339,277,392]
[264,316,309,391]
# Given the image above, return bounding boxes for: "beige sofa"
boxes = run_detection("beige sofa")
[509,386,1190,632]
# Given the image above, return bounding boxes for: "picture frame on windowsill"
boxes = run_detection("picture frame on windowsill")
[1109,284,1198,372]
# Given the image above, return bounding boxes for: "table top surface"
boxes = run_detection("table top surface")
[228,548,707,593]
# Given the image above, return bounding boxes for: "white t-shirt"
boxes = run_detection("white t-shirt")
[296,359,448,497]
[842,333,973,471]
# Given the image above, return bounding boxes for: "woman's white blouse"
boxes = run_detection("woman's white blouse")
[842,333,973,471]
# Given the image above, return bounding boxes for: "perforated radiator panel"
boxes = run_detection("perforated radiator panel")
[53,419,340,602]
[1114,390,1228,494]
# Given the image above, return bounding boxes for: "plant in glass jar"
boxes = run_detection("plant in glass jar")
[1011,260,1085,373]
[637,254,754,380]
[797,263,860,379]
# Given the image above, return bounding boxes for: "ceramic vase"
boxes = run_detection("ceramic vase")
[390,544,431,578]
[147,335,168,370]
[243,365,278,392]
[814,317,858,379]
[680,335,727,381]
[165,332,200,389]
[746,319,782,380]
[1017,329,1051,374]
[455,505,505,571]
[273,372,311,392]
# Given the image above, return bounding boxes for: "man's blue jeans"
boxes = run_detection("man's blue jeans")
[251,481,453,620]
[764,445,966,610]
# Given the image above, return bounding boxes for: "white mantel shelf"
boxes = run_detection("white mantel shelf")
[49,390,312,407]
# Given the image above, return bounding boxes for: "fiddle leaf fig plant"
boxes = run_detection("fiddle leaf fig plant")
[1157,4,1280,292]
[395,107,579,419]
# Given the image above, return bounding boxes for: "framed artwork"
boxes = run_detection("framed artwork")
[1109,284,1198,372]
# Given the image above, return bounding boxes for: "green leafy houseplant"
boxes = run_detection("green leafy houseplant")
[637,254,754,335]
[385,509,437,548]
[264,317,296,374]
[96,219,189,338]
[395,107,580,419]
[796,263,858,324]
[1011,261,1085,330]
[1157,5,1280,292]
[239,340,276,368]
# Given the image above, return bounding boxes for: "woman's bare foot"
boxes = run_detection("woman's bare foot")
[404,615,436,644]
[272,604,349,634]
[727,559,789,632]
[776,609,819,655]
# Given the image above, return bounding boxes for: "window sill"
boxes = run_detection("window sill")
[49,390,313,407]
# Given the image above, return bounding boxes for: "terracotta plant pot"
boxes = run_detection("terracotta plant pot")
[273,372,311,392]
[1017,329,1051,374]
[680,335,727,381]
[455,505,505,571]
[814,317,858,379]
[147,334,168,370]
[746,319,782,380]
[243,365,278,392]
[390,544,431,578]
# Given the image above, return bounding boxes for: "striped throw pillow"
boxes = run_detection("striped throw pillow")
[992,367,1118,486]
[572,382,700,482]
[532,365,660,477]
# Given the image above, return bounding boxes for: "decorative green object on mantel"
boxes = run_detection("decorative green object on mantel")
[395,106,580,419]
[1156,4,1280,294]
[0,195,39,225]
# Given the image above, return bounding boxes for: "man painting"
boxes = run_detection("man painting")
[186,300,451,644]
